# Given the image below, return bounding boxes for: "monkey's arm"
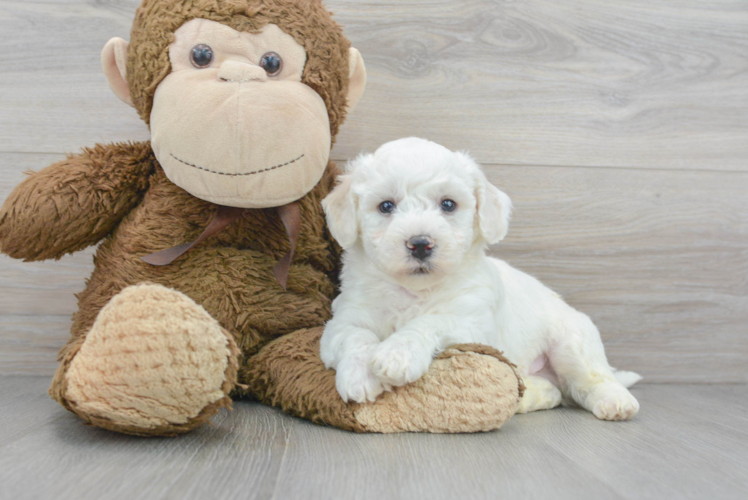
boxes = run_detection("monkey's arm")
[0,142,155,261]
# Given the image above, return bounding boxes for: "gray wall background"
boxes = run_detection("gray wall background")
[1,0,746,382]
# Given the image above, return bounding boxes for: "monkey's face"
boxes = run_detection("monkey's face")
[147,19,329,208]
[102,16,366,209]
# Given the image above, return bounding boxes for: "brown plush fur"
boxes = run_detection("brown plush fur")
[0,142,155,261]
[247,328,525,433]
[0,0,522,436]
[245,327,366,432]
[13,141,340,434]
[1,0,348,436]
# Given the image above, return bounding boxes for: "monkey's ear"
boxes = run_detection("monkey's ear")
[346,48,366,113]
[321,175,358,249]
[102,37,134,107]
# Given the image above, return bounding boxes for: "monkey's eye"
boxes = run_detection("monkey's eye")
[440,199,457,212]
[190,44,214,68]
[259,52,283,76]
[378,201,396,214]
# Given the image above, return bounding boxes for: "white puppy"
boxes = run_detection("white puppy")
[320,137,640,421]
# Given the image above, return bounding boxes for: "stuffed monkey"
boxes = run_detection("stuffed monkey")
[0,0,523,436]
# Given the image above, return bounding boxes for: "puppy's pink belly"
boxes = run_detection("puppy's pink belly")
[528,354,548,375]
[528,353,561,386]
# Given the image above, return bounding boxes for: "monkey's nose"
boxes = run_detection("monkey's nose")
[406,235,434,261]
[218,60,268,83]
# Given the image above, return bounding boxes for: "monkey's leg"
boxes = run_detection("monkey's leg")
[49,283,240,436]
[48,245,333,436]
[244,327,524,433]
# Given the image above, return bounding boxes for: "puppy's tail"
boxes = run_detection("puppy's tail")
[613,369,642,388]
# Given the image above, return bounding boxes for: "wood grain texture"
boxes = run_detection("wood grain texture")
[273,385,748,500]
[0,379,746,500]
[488,165,748,383]
[0,1,746,380]
[0,1,747,170]
[0,376,64,447]
[0,316,71,376]
[332,0,748,170]
[0,1,149,152]
[0,2,745,497]
[0,377,291,500]
[2,153,746,381]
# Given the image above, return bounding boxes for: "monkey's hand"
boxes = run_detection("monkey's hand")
[0,142,155,261]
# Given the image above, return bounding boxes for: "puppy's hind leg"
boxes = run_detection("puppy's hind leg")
[550,312,640,421]
[516,376,563,414]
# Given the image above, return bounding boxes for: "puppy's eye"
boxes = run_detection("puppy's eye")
[378,201,396,214]
[441,199,457,212]
[260,52,283,76]
[190,44,214,68]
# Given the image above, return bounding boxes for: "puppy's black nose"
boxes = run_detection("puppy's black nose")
[407,235,434,261]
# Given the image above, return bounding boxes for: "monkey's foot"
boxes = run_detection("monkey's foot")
[55,284,239,436]
[245,328,524,433]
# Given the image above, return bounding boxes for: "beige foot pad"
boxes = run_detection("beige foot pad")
[63,283,239,436]
[246,328,523,433]
[354,345,524,433]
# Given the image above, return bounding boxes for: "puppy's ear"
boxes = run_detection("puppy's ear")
[457,153,513,244]
[476,173,512,244]
[322,174,358,248]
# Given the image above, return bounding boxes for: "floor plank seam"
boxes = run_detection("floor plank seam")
[0,151,745,175]
[329,159,748,174]
[268,424,293,500]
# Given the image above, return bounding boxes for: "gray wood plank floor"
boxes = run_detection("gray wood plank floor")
[0,377,746,500]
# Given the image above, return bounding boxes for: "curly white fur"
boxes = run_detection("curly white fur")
[320,137,640,421]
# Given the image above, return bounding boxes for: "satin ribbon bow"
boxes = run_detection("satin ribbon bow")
[141,203,301,290]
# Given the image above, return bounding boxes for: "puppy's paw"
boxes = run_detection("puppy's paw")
[369,339,433,387]
[335,354,388,404]
[589,385,640,421]
[593,395,640,421]
[516,375,563,414]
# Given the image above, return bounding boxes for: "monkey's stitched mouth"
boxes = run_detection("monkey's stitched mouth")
[170,153,305,177]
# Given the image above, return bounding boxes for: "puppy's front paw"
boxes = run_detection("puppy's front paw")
[335,354,388,404]
[370,339,433,387]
